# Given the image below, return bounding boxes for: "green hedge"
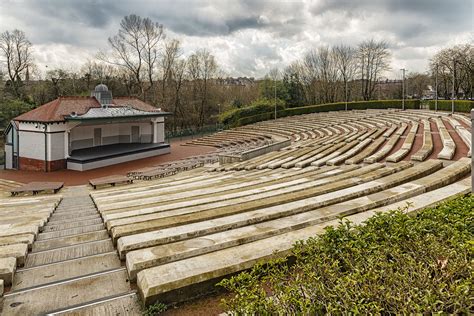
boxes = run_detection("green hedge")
[220,98,286,127]
[231,100,420,127]
[219,194,474,314]
[428,100,473,113]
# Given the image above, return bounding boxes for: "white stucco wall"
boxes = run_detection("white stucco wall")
[18,130,45,160]
[48,132,65,161]
[70,121,153,149]
[5,144,12,169]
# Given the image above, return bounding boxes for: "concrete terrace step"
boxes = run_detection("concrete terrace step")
[2,269,131,315]
[46,214,102,225]
[45,292,142,316]
[109,164,394,242]
[37,224,105,241]
[32,230,110,253]
[25,239,115,267]
[42,218,104,232]
[116,160,443,257]
[134,159,470,305]
[49,211,99,221]
[13,252,121,290]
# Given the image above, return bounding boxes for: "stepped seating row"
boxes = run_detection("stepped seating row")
[210,110,471,171]
[0,193,61,287]
[89,156,471,305]
[81,109,473,307]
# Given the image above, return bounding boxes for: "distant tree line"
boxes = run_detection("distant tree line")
[0,14,472,131]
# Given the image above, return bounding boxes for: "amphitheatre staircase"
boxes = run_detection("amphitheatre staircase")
[1,186,141,315]
[0,108,472,313]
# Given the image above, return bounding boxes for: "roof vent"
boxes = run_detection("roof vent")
[91,84,113,107]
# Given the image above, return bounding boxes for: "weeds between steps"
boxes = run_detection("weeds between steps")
[218,194,474,315]
[143,302,167,316]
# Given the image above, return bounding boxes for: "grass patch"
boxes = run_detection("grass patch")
[219,194,473,314]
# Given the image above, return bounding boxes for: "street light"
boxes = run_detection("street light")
[435,63,438,111]
[400,68,406,110]
[452,59,456,114]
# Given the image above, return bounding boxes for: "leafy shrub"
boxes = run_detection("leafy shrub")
[219,194,473,314]
[220,98,286,127]
[224,99,421,127]
[143,301,167,316]
[428,100,473,113]
[0,99,35,128]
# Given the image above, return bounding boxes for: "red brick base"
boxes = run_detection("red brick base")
[19,157,66,172]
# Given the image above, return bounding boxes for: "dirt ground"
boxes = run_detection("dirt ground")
[0,138,215,186]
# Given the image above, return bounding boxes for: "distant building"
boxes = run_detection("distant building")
[216,77,256,86]
[4,84,171,172]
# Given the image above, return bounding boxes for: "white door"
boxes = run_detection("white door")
[131,126,140,143]
[93,128,102,146]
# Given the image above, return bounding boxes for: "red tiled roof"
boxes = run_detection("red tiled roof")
[112,97,159,112]
[14,96,159,123]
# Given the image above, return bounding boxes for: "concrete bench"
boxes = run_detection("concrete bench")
[89,176,132,190]
[326,139,372,166]
[411,120,433,161]
[128,159,470,284]
[11,182,64,196]
[134,159,469,305]
[386,123,419,162]
[0,257,16,285]
[116,161,443,256]
[435,118,456,160]
[345,137,386,164]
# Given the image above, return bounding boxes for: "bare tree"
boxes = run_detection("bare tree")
[0,29,34,97]
[357,40,390,100]
[333,44,357,104]
[160,39,181,107]
[101,14,164,98]
[187,49,218,127]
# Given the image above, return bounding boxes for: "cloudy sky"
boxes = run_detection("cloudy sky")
[0,0,472,79]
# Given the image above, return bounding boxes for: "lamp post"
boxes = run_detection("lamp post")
[435,63,438,111]
[451,59,456,114]
[274,75,277,120]
[345,79,348,111]
[400,68,406,110]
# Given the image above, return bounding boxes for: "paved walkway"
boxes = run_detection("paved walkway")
[2,186,142,315]
[0,139,214,186]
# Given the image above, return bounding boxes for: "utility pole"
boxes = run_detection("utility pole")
[435,63,438,111]
[345,80,348,111]
[274,76,277,120]
[400,68,406,110]
[452,59,455,114]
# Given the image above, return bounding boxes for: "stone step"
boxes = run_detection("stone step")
[103,165,362,225]
[109,164,390,241]
[2,269,131,315]
[13,252,120,290]
[37,224,105,241]
[42,218,104,232]
[45,292,142,316]
[116,160,443,257]
[96,168,318,212]
[47,214,102,225]
[32,230,110,253]
[25,239,115,268]
[0,243,28,266]
[49,211,99,221]
[135,160,470,305]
